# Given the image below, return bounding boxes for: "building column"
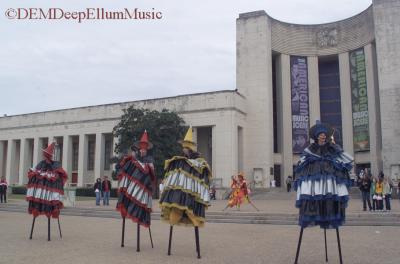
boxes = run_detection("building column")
[18,139,29,185]
[94,133,105,182]
[5,139,16,184]
[32,137,41,167]
[77,134,88,187]
[339,52,355,161]
[308,56,321,123]
[0,141,5,178]
[365,44,382,176]
[276,54,293,182]
[62,135,73,183]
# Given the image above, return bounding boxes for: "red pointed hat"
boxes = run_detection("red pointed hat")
[42,142,56,158]
[134,130,153,150]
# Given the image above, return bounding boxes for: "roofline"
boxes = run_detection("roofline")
[1,89,244,118]
[238,4,373,26]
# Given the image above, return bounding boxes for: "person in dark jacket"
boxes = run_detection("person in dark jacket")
[102,176,112,206]
[359,175,372,211]
[0,176,8,203]
[94,178,102,206]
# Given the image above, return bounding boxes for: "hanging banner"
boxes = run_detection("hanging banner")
[291,56,309,153]
[349,48,370,152]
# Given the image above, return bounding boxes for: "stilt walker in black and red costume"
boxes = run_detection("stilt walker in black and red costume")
[160,127,212,259]
[26,142,67,241]
[116,130,155,251]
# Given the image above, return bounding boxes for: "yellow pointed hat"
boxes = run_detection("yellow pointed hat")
[180,127,196,151]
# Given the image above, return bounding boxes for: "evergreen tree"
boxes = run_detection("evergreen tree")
[112,107,187,181]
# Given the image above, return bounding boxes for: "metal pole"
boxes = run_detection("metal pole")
[29,217,36,240]
[168,225,173,256]
[336,228,343,264]
[294,227,304,264]
[121,217,125,247]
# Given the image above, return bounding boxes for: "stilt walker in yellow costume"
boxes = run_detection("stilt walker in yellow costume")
[159,127,212,259]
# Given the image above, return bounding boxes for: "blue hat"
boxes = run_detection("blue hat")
[309,120,333,140]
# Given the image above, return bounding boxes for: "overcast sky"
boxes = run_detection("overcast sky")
[0,0,372,116]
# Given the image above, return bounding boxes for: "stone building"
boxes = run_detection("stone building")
[0,0,399,188]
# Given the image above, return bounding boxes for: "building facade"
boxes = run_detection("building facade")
[1,0,399,189]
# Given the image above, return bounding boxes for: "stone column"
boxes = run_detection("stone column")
[5,139,16,184]
[236,11,274,188]
[77,134,88,187]
[32,137,41,167]
[18,138,29,185]
[339,52,355,159]
[94,133,105,182]
[308,56,321,123]
[0,141,5,178]
[276,54,293,182]
[62,135,73,183]
[365,43,382,176]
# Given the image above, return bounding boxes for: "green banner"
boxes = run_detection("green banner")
[349,48,370,152]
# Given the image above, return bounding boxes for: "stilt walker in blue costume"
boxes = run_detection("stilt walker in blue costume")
[159,127,212,259]
[293,121,353,264]
[27,142,67,241]
[116,130,155,251]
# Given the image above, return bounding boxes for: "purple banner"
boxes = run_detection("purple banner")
[291,56,310,153]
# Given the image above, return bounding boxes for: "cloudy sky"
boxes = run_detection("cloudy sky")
[0,0,372,116]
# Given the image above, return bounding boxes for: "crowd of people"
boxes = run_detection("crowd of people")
[356,169,396,212]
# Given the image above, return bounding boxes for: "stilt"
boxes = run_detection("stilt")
[167,225,173,256]
[121,217,126,247]
[57,217,62,238]
[222,205,229,211]
[29,217,36,239]
[324,228,328,262]
[149,226,154,248]
[194,226,201,259]
[248,200,260,211]
[336,228,343,264]
[136,223,140,252]
[47,217,51,241]
[294,227,304,264]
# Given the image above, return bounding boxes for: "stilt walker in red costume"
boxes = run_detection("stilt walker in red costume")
[26,142,68,241]
[116,130,155,251]
[223,172,259,211]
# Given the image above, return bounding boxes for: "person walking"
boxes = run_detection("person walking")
[0,176,8,203]
[102,176,111,206]
[286,176,292,192]
[94,178,102,206]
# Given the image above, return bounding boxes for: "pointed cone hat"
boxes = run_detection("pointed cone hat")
[179,127,197,151]
[42,142,56,158]
[134,130,153,150]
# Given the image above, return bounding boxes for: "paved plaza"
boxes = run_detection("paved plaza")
[1,195,400,264]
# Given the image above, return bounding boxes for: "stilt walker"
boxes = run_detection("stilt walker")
[293,121,353,264]
[116,130,155,251]
[26,142,67,241]
[223,172,259,211]
[160,127,212,259]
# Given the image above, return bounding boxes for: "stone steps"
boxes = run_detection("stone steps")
[2,203,399,226]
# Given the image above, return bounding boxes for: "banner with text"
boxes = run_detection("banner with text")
[290,56,309,153]
[349,48,370,152]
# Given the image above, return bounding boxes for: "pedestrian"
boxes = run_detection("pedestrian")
[94,178,102,206]
[375,176,384,211]
[359,174,372,211]
[286,176,292,192]
[0,176,8,203]
[371,177,377,211]
[383,175,392,211]
[102,176,111,206]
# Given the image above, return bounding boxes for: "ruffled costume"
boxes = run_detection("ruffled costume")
[294,142,353,228]
[26,160,67,218]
